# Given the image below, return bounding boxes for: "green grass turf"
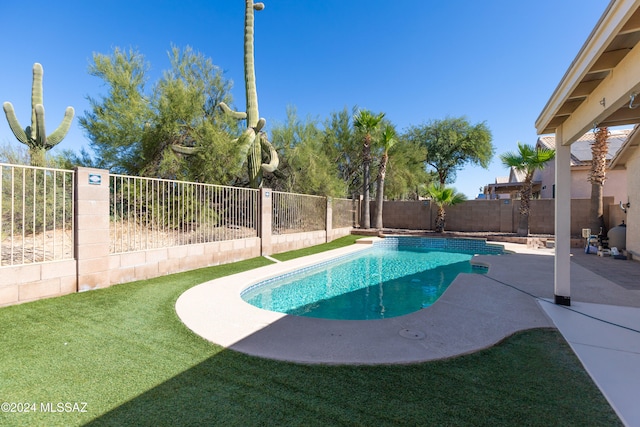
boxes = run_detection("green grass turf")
[0,237,621,426]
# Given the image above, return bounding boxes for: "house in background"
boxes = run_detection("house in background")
[483,169,543,199]
[536,128,631,202]
[483,128,631,201]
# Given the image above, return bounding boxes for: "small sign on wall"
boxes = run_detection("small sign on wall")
[89,173,102,185]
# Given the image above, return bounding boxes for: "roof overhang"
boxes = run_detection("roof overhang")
[536,0,640,145]
[610,124,640,167]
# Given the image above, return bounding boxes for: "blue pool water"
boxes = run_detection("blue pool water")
[241,237,505,320]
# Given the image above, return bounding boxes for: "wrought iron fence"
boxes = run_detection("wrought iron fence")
[0,163,75,266]
[1,164,353,264]
[110,175,259,253]
[272,191,326,234]
[332,197,356,229]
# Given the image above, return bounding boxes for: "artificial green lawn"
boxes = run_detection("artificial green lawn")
[0,235,621,426]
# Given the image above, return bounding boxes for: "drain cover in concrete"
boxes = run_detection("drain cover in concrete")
[399,329,425,340]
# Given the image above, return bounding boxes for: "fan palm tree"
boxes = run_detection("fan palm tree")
[426,183,467,233]
[353,109,384,229]
[589,127,609,235]
[500,142,555,236]
[374,124,396,229]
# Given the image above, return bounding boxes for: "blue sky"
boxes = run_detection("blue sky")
[0,0,610,198]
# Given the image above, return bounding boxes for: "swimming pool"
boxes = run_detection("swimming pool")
[242,237,505,320]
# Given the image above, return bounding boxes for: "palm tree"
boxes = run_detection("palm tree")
[589,127,609,235]
[353,109,384,229]
[374,124,396,229]
[500,142,555,236]
[426,183,467,233]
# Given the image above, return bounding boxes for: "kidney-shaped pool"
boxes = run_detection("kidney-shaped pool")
[242,237,506,320]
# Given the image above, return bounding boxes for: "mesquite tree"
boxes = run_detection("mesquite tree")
[403,116,493,185]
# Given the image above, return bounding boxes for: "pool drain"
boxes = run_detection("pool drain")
[399,329,425,340]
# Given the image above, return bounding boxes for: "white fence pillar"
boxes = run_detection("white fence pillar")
[326,197,332,242]
[260,188,273,256]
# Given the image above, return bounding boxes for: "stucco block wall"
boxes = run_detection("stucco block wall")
[500,201,515,232]
[328,227,353,241]
[366,198,616,236]
[271,231,327,253]
[444,200,503,232]
[109,238,261,285]
[529,199,555,234]
[0,260,77,307]
[373,201,430,229]
[371,199,518,233]
[569,197,613,236]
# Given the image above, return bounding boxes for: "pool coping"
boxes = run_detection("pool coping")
[175,238,556,364]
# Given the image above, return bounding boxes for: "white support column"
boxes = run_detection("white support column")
[554,126,571,305]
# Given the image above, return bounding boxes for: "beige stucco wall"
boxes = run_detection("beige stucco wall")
[539,159,627,202]
[626,147,640,258]
[539,162,556,199]
[570,168,627,202]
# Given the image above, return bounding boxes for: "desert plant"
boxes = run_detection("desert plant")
[426,182,467,233]
[589,127,609,235]
[500,142,555,236]
[1,165,74,246]
[3,63,74,167]
[374,124,396,229]
[353,109,384,229]
[215,0,279,188]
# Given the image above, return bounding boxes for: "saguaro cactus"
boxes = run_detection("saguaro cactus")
[218,0,279,188]
[3,63,75,167]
